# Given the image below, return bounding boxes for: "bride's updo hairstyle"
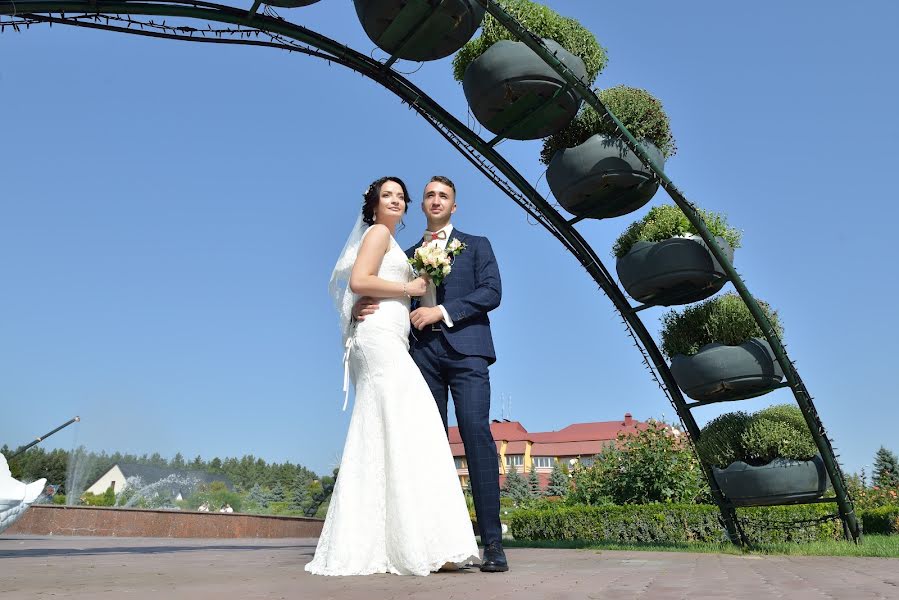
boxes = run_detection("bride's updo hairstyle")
[362,176,411,226]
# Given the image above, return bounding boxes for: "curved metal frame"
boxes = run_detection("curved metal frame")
[1,0,857,543]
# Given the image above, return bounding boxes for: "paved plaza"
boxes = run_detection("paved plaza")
[2,536,899,599]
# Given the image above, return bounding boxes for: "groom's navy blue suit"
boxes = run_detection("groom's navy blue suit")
[406,228,503,547]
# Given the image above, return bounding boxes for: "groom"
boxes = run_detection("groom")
[355,175,508,573]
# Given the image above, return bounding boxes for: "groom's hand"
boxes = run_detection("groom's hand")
[353,296,380,321]
[410,306,444,330]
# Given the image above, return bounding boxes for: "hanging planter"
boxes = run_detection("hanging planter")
[462,40,587,140]
[713,456,827,506]
[354,0,484,62]
[542,86,676,219]
[264,0,320,6]
[660,293,785,402]
[613,205,742,305]
[452,0,607,140]
[696,406,827,506]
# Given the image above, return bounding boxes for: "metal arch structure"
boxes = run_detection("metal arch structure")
[1,0,859,544]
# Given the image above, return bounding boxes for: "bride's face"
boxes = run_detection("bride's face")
[374,180,407,225]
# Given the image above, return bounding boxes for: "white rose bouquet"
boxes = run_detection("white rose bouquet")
[408,239,466,287]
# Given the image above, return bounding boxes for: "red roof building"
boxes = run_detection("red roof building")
[448,413,650,490]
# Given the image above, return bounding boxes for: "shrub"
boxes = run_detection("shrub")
[693,411,752,470]
[860,505,899,535]
[510,503,842,544]
[541,86,676,164]
[612,204,742,259]
[695,404,817,468]
[80,487,116,507]
[451,0,607,83]
[736,504,843,544]
[569,421,707,505]
[181,481,242,513]
[659,292,783,359]
[854,484,899,510]
[741,404,818,465]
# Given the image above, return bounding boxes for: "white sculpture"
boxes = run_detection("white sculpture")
[0,452,47,534]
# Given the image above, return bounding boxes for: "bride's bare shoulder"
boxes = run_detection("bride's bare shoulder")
[360,224,391,251]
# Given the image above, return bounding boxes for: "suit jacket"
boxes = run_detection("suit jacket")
[406,228,501,364]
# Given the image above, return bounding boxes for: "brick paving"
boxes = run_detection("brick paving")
[2,536,899,599]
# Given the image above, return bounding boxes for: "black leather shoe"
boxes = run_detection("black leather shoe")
[479,542,509,572]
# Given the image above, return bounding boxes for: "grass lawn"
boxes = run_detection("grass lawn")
[503,535,899,558]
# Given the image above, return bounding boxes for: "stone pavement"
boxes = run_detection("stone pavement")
[1,536,899,599]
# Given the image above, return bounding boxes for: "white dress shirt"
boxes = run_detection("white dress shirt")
[420,224,454,327]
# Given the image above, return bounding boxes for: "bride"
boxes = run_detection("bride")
[305,176,480,576]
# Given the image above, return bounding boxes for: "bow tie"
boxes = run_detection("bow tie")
[424,230,447,242]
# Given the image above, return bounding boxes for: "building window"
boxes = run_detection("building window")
[579,456,596,467]
[532,456,554,468]
[505,454,523,468]
[454,458,467,469]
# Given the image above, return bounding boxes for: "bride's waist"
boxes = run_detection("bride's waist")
[355,298,409,331]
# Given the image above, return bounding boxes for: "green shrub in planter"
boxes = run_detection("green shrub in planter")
[692,411,752,470]
[741,404,818,466]
[660,292,783,360]
[696,405,817,469]
[612,204,742,259]
[541,86,677,166]
[451,0,607,82]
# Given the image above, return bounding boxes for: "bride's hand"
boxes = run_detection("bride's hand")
[406,276,429,297]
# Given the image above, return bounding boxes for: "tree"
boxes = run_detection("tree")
[270,482,286,503]
[247,483,267,509]
[289,476,311,512]
[500,465,530,504]
[569,420,707,505]
[171,453,186,469]
[527,465,541,497]
[546,462,570,497]
[873,446,899,487]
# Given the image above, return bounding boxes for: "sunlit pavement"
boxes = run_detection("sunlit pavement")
[2,536,899,599]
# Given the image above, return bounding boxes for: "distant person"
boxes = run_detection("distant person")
[197,502,210,512]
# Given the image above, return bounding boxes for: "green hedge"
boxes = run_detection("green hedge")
[510,503,846,544]
[861,505,899,535]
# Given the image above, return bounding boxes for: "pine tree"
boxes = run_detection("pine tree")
[528,465,541,498]
[546,462,570,497]
[247,483,267,509]
[289,477,310,511]
[270,482,286,503]
[873,446,899,487]
[501,464,530,504]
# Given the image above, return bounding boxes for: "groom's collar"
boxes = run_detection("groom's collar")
[425,223,454,237]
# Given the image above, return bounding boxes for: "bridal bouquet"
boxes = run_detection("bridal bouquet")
[408,239,466,287]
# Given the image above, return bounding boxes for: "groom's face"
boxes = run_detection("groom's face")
[422,182,456,223]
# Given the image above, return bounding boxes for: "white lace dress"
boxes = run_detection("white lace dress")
[305,235,480,577]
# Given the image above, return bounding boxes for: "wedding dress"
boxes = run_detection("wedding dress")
[306,229,480,576]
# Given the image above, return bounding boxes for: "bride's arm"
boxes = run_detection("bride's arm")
[350,225,427,298]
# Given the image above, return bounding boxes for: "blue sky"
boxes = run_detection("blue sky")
[1,1,897,479]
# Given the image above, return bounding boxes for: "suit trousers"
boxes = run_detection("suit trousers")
[412,328,502,547]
